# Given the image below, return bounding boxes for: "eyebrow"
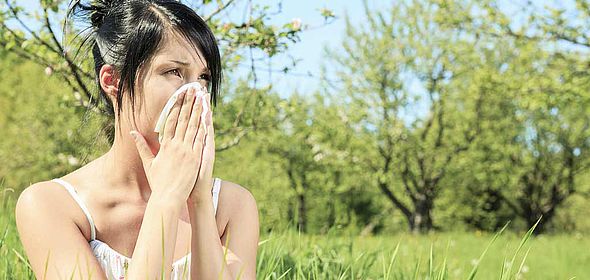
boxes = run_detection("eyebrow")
[166,59,210,72]
[169,59,190,66]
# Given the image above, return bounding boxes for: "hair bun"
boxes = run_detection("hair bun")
[67,0,119,29]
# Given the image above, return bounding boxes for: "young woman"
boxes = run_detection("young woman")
[14,1,259,279]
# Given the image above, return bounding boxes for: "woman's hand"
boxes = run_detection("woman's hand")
[130,86,207,204]
[187,93,215,207]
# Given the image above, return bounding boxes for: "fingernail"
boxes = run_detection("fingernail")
[130,131,137,140]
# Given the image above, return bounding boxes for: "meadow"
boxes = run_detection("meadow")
[1,192,587,280]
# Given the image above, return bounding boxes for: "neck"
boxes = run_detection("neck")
[100,125,156,203]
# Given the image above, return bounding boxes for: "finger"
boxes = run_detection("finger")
[162,90,186,142]
[193,90,211,145]
[184,91,204,145]
[199,110,215,180]
[192,109,208,153]
[130,130,154,171]
[206,109,214,149]
[175,87,196,141]
[193,120,207,183]
[205,103,214,131]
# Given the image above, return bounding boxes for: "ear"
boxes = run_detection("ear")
[99,64,120,99]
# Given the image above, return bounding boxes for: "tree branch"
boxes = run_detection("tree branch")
[203,0,236,22]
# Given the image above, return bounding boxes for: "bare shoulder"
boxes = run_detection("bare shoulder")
[218,179,257,206]
[16,180,92,240]
[17,181,66,216]
[214,179,257,238]
[216,179,258,224]
[15,181,106,279]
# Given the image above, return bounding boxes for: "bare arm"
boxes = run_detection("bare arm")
[188,183,259,280]
[125,195,183,279]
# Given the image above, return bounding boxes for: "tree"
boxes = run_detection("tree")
[258,93,324,233]
[435,0,590,233]
[325,1,498,233]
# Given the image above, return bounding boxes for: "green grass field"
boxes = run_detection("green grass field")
[1,193,588,279]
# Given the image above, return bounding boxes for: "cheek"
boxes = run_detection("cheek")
[127,94,164,152]
[140,80,179,153]
[143,81,176,126]
[142,98,169,147]
[141,110,161,149]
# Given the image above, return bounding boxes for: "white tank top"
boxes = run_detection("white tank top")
[51,177,222,280]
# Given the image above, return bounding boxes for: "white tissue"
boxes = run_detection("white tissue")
[154,82,210,143]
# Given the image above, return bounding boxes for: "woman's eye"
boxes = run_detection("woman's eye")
[166,69,182,78]
[199,73,211,81]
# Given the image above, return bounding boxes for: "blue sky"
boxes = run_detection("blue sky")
[222,0,370,96]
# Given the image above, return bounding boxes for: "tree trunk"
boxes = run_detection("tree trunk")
[410,197,434,234]
[326,171,341,230]
[297,193,307,233]
[324,189,336,233]
[287,199,295,227]
[522,201,556,235]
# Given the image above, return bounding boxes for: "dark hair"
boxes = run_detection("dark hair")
[65,0,222,133]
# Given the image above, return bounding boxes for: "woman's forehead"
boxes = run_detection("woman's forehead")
[153,31,208,69]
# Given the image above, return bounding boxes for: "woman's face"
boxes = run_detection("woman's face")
[112,30,211,153]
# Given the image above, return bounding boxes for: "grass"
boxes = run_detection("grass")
[254,226,588,280]
[1,190,588,279]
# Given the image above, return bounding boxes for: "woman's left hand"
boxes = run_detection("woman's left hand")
[187,93,215,207]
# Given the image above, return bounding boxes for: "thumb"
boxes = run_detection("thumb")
[130,130,154,170]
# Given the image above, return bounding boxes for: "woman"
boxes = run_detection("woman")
[14,0,259,279]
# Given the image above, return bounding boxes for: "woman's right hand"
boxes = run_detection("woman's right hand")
[129,86,208,204]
